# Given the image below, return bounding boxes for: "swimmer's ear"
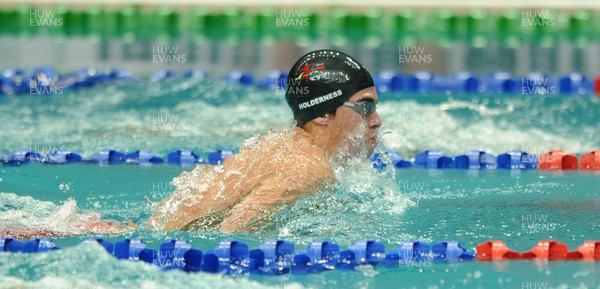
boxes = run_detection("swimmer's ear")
[312,115,330,126]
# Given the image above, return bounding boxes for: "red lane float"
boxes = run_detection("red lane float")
[476,240,520,261]
[476,240,600,261]
[595,77,600,95]
[521,240,568,260]
[567,241,600,261]
[581,151,600,170]
[538,150,578,170]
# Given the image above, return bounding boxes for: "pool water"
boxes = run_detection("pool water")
[1,78,599,289]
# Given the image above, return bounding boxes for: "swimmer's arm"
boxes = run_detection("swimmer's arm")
[147,162,245,231]
[220,164,334,233]
[218,186,290,233]
[146,165,210,231]
[83,219,138,234]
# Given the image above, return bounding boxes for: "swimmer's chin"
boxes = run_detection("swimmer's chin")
[366,135,381,158]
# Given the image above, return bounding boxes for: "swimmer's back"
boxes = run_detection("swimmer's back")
[149,128,334,232]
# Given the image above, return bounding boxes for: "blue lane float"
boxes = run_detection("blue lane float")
[2,67,599,96]
[1,68,31,95]
[559,73,594,95]
[221,70,253,86]
[432,241,475,262]
[430,72,479,93]
[83,238,114,254]
[0,149,43,165]
[126,150,164,165]
[23,238,60,253]
[383,240,431,267]
[108,69,133,80]
[407,71,435,93]
[0,67,133,96]
[497,150,537,170]
[183,248,203,273]
[293,241,340,274]
[256,70,287,91]
[454,150,496,169]
[182,69,207,79]
[338,240,386,270]
[482,71,518,94]
[150,69,177,82]
[202,239,249,274]
[140,239,193,270]
[0,236,489,275]
[30,67,61,94]
[68,68,105,88]
[453,71,480,93]
[207,149,235,165]
[0,148,584,171]
[160,239,192,270]
[371,151,412,169]
[3,237,597,271]
[249,240,295,275]
[521,72,557,95]
[44,149,82,164]
[374,71,406,93]
[114,238,146,260]
[167,149,201,165]
[373,71,394,93]
[0,238,25,252]
[92,149,127,164]
[414,150,454,169]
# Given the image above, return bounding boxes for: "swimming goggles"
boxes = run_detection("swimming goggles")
[343,101,378,116]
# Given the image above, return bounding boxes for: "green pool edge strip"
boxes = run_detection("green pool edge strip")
[2,5,599,35]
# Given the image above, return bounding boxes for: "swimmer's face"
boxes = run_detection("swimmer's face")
[328,86,382,158]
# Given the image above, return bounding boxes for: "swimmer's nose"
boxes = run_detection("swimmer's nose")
[368,111,382,130]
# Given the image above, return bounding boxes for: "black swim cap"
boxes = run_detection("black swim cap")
[285,49,374,127]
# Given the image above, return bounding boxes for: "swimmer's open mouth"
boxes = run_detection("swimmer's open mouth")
[369,134,380,141]
[375,131,391,140]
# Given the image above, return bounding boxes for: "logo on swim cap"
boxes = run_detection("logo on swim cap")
[295,62,325,82]
[285,49,374,127]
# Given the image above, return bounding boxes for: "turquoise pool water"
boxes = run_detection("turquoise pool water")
[1,78,599,288]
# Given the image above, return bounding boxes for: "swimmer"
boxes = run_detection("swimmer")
[0,197,137,239]
[148,49,382,233]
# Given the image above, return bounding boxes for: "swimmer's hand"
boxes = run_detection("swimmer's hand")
[80,218,138,234]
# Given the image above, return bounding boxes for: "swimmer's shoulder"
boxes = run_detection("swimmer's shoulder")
[234,128,334,183]
[286,128,335,184]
